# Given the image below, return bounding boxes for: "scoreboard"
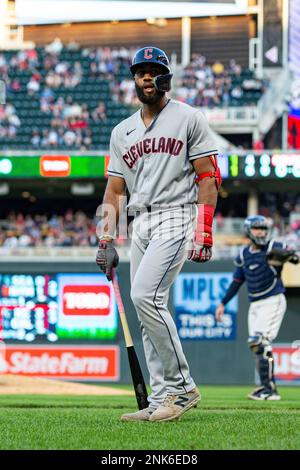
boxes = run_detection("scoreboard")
[222,152,300,179]
[0,152,300,180]
[0,273,117,343]
[0,154,108,179]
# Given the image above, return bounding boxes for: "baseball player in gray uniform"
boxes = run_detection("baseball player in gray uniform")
[96,46,221,422]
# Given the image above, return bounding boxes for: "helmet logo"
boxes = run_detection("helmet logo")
[144,48,153,59]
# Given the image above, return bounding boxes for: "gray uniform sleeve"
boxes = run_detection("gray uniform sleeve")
[187,111,218,161]
[107,127,124,178]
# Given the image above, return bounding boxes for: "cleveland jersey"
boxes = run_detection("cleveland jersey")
[107,99,218,209]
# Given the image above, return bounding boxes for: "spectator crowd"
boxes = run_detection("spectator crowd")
[0,40,122,149]
[175,53,267,107]
[0,103,21,139]
[0,41,268,148]
[1,201,300,249]
[0,210,98,248]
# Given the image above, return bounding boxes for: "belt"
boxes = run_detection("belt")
[129,205,188,214]
[128,206,161,213]
[146,204,187,212]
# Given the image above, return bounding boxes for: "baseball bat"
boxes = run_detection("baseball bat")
[112,269,149,410]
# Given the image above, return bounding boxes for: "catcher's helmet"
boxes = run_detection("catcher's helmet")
[244,215,272,247]
[130,46,172,92]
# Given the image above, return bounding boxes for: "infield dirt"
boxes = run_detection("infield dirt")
[0,374,133,396]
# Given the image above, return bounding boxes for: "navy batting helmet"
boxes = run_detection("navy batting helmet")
[244,215,272,247]
[130,46,172,92]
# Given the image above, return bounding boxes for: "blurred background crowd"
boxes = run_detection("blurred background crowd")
[0,42,266,150]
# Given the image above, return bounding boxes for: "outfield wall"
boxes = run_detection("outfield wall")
[0,260,299,385]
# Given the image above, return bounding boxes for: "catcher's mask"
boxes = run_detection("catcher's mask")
[130,46,173,92]
[244,215,272,247]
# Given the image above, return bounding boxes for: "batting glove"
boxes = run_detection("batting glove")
[188,204,214,263]
[96,239,119,281]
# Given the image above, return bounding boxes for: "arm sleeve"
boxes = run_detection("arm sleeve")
[221,279,243,306]
[187,110,218,161]
[233,264,245,283]
[107,127,124,178]
[221,257,245,306]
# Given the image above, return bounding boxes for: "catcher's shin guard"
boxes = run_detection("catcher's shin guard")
[255,350,276,391]
[248,334,276,392]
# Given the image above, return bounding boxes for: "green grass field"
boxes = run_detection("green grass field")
[0,386,299,450]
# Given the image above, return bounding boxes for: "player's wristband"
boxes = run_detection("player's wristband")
[194,204,215,247]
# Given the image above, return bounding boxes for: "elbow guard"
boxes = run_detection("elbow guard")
[195,155,222,190]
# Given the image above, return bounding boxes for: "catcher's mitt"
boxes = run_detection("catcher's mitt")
[266,248,299,266]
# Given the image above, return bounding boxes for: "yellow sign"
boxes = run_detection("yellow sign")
[282,263,300,287]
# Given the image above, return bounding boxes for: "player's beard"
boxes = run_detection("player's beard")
[135,82,165,104]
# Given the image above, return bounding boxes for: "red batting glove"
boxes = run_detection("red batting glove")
[188,204,215,263]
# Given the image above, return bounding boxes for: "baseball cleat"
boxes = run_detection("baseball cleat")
[247,386,264,398]
[149,388,201,422]
[248,387,281,401]
[121,406,157,422]
[264,393,281,401]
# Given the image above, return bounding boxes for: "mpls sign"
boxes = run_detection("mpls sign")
[174,272,238,341]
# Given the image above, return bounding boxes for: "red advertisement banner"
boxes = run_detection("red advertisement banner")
[273,344,300,383]
[0,345,119,381]
[62,285,111,316]
[40,155,71,177]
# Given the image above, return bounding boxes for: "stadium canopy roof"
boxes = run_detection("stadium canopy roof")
[15,0,247,25]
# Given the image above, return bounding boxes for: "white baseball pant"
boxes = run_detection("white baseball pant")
[130,206,196,407]
[248,293,287,342]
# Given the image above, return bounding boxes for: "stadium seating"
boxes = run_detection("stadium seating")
[0,47,133,150]
[0,46,267,150]
[0,208,299,249]
[175,55,267,107]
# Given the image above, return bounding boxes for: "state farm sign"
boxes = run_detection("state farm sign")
[63,285,111,316]
[0,345,119,381]
[40,155,71,177]
[273,344,300,384]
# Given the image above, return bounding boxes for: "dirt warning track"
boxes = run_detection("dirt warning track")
[0,375,133,396]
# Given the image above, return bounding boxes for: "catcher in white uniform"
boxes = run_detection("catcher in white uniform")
[215,215,299,400]
[96,46,221,421]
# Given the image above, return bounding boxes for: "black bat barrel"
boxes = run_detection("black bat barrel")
[127,346,149,410]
